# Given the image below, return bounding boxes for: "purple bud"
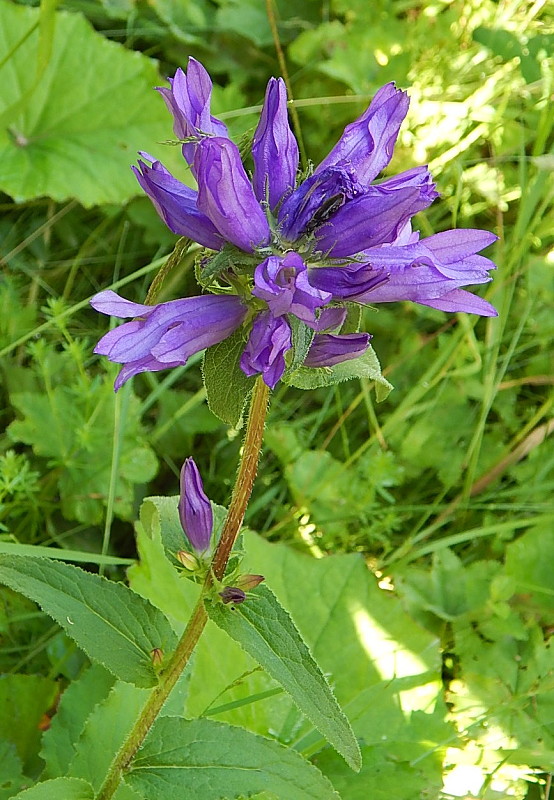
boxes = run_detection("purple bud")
[219,586,247,605]
[239,312,292,388]
[252,77,299,210]
[178,458,213,554]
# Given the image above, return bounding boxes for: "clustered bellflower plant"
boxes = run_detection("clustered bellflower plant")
[62,59,498,798]
[91,57,497,391]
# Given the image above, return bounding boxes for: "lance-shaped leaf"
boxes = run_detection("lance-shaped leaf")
[0,556,176,688]
[202,328,255,427]
[11,777,94,800]
[125,716,340,799]
[206,584,361,771]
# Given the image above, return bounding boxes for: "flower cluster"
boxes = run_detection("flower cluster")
[92,58,497,390]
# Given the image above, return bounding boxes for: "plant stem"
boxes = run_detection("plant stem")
[96,377,270,800]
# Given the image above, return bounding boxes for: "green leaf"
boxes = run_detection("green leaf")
[0,741,26,800]
[0,2,179,206]
[206,584,361,771]
[40,664,116,779]
[69,681,149,790]
[285,316,315,376]
[0,556,176,687]
[125,717,340,799]
[202,328,255,427]
[11,777,94,800]
[8,383,158,525]
[284,344,393,401]
[0,675,58,773]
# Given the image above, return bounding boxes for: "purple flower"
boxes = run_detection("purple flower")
[91,290,247,390]
[252,78,299,210]
[91,60,498,393]
[157,57,229,174]
[179,458,213,554]
[132,156,223,249]
[240,312,292,388]
[304,333,371,368]
[195,138,271,252]
[252,252,331,323]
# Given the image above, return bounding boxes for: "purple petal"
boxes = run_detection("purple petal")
[308,263,389,299]
[315,187,424,257]
[195,138,270,252]
[252,253,331,322]
[113,355,184,391]
[93,294,247,390]
[423,229,498,263]
[133,158,223,249]
[307,306,347,332]
[419,289,498,316]
[278,165,362,241]
[90,290,154,318]
[240,312,292,388]
[157,59,229,171]
[376,166,438,205]
[252,78,299,210]
[316,83,409,185]
[304,333,370,368]
[179,458,213,553]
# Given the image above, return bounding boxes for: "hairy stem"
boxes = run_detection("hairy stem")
[96,378,270,799]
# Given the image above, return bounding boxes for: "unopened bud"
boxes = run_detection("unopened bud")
[151,648,164,666]
[234,574,264,591]
[175,550,200,571]
[219,586,247,605]
[179,458,213,554]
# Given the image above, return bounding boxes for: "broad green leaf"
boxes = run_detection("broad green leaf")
[40,664,116,779]
[69,681,149,790]
[284,344,393,401]
[0,556,176,687]
[11,777,94,800]
[137,494,228,573]
[202,328,255,427]
[0,675,58,773]
[125,717,340,800]
[0,2,179,206]
[207,584,361,771]
[0,741,26,800]
[504,524,554,612]
[0,541,134,567]
[8,383,158,525]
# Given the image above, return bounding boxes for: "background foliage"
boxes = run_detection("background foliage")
[0,0,553,797]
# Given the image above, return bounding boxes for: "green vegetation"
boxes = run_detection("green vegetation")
[0,0,552,797]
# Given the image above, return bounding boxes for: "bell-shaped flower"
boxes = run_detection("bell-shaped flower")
[315,82,410,185]
[132,156,223,249]
[91,290,247,390]
[179,458,213,554]
[252,77,299,210]
[252,253,331,323]
[194,138,271,252]
[304,333,371,368]
[240,312,292,388]
[90,60,499,394]
[157,57,229,173]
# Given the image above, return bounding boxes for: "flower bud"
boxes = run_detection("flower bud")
[234,574,265,591]
[219,586,247,605]
[178,458,213,554]
[175,550,200,571]
[150,648,164,667]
